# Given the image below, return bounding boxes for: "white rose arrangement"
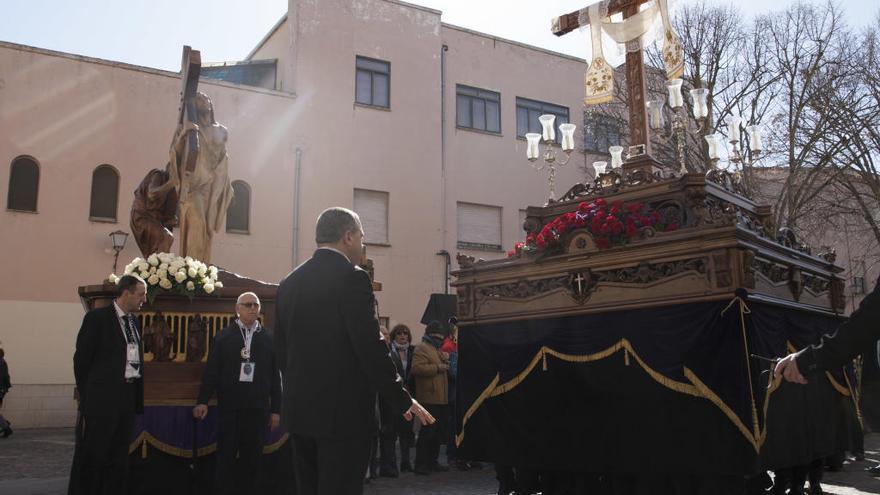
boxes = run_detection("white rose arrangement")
[107,252,223,303]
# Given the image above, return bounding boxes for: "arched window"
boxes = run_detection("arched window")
[226,180,250,233]
[7,156,40,212]
[89,164,120,221]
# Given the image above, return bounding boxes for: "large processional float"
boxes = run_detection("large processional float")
[73,46,381,495]
[452,2,860,494]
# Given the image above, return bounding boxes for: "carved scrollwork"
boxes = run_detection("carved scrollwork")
[456,285,472,317]
[456,253,476,269]
[595,258,707,285]
[705,169,749,197]
[802,273,831,294]
[556,170,672,203]
[477,276,569,301]
[776,227,811,254]
[754,258,789,284]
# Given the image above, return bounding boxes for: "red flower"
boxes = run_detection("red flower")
[628,203,643,214]
[507,250,516,258]
[536,234,546,249]
[578,202,590,213]
[595,198,607,207]
[626,224,637,237]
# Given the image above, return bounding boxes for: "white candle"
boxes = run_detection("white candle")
[539,114,556,142]
[559,123,576,151]
[746,125,762,152]
[593,161,607,175]
[646,100,665,130]
[525,133,541,160]
[689,88,709,119]
[609,146,624,168]
[726,115,742,143]
[666,79,684,109]
[704,134,723,160]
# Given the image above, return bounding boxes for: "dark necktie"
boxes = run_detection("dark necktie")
[123,315,137,344]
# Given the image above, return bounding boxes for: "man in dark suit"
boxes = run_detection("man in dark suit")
[275,206,434,495]
[775,274,880,382]
[71,274,146,495]
[194,291,282,495]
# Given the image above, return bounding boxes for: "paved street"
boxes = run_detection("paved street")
[2,428,880,494]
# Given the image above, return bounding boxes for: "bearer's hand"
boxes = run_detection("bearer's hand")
[269,413,281,431]
[193,404,208,420]
[774,353,808,385]
[404,399,435,426]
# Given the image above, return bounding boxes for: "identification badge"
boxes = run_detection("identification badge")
[127,343,140,364]
[239,362,255,382]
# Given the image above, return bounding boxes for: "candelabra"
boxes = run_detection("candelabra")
[525,114,577,202]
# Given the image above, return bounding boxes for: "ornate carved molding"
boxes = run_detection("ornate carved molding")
[789,267,803,301]
[474,258,708,309]
[742,250,757,289]
[713,252,732,288]
[456,285,472,318]
[705,169,749,197]
[754,258,789,284]
[556,170,672,203]
[457,253,476,269]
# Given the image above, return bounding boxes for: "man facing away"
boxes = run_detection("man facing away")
[194,291,282,494]
[70,275,146,495]
[275,206,434,495]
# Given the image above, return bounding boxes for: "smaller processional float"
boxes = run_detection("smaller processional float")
[73,45,379,495]
[452,3,860,494]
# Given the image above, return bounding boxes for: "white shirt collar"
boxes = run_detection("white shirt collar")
[113,301,129,319]
[317,246,351,264]
[237,319,261,333]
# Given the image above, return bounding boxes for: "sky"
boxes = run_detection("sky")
[1,0,877,72]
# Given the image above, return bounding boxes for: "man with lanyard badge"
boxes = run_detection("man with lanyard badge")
[195,292,282,495]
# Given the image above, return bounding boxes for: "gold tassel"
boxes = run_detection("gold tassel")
[542,348,548,371]
[624,349,630,366]
[141,439,148,459]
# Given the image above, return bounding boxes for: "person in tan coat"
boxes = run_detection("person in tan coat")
[411,321,450,475]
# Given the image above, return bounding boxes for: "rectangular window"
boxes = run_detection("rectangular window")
[516,97,569,144]
[583,113,622,153]
[355,56,390,108]
[456,85,501,133]
[457,202,502,251]
[853,276,866,295]
[354,189,389,245]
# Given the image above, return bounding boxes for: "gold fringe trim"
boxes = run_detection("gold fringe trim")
[683,368,758,452]
[129,430,289,458]
[454,298,840,454]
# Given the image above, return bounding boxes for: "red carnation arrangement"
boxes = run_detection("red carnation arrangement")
[507,198,678,258]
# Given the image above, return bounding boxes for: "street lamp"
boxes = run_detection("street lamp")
[109,230,129,274]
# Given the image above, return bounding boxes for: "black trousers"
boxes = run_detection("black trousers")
[215,408,268,495]
[292,433,372,495]
[414,403,447,471]
[379,415,414,473]
[70,410,135,495]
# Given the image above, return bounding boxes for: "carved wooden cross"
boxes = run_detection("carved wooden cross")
[178,46,201,173]
[572,272,586,295]
[553,0,655,161]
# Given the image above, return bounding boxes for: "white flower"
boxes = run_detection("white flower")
[187,267,198,278]
[148,265,157,273]
[198,265,207,276]
[209,265,218,275]
[185,256,193,264]
[158,262,168,271]
[147,274,160,285]
[123,265,134,275]
[159,278,172,290]
[138,262,149,272]
[139,270,150,280]
[203,283,215,294]
[147,254,159,266]
[214,281,223,288]
[158,253,173,263]
[174,271,187,283]
[131,257,143,266]
[108,274,119,284]
[157,268,168,279]
[186,281,195,291]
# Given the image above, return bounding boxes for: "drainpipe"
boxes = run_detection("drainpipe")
[440,44,449,293]
[437,250,451,294]
[292,147,303,268]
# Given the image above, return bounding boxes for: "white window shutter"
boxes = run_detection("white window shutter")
[457,202,502,250]
[354,189,389,244]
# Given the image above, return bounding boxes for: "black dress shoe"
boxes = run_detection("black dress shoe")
[1,426,11,438]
